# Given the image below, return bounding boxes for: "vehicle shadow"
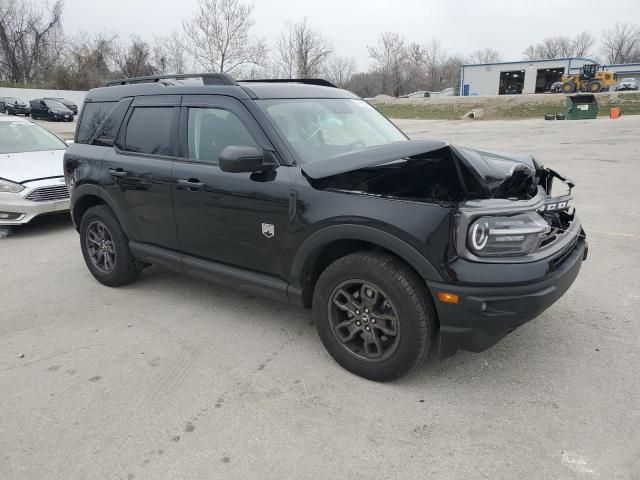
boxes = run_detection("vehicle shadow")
[4,213,74,239]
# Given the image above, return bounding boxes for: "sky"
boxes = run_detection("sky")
[62,0,640,68]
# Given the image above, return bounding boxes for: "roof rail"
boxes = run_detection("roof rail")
[103,73,238,87]
[239,78,337,88]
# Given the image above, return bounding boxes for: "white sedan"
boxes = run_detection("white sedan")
[0,116,70,225]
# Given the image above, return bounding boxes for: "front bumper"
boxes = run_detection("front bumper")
[49,112,73,121]
[0,178,70,225]
[428,237,587,357]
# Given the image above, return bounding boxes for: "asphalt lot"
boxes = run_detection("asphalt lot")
[2,116,639,479]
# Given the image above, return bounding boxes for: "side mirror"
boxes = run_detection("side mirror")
[219,145,273,173]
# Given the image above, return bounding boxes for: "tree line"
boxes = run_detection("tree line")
[1,0,639,97]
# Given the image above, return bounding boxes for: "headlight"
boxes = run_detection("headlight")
[467,212,550,257]
[0,178,25,193]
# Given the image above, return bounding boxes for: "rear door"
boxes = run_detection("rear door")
[30,100,46,117]
[172,95,291,278]
[103,95,180,250]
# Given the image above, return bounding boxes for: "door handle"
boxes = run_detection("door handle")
[177,179,206,190]
[108,168,128,177]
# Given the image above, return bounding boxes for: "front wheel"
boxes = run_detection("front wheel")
[588,80,603,93]
[313,251,436,381]
[79,205,140,287]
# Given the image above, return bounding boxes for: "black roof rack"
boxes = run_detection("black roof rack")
[103,73,238,87]
[239,78,337,88]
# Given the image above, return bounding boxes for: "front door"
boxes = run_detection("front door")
[104,95,180,250]
[172,95,291,278]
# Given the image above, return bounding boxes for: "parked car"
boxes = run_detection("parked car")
[30,98,74,121]
[549,81,563,93]
[65,74,587,381]
[616,78,638,91]
[44,97,79,115]
[1,97,31,116]
[0,116,70,226]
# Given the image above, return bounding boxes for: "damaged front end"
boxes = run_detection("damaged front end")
[303,139,582,262]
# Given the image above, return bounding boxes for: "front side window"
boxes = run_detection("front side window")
[256,98,407,163]
[187,107,257,163]
[124,107,174,156]
[76,101,117,144]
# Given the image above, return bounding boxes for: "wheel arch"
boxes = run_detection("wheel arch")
[71,184,127,234]
[288,225,442,308]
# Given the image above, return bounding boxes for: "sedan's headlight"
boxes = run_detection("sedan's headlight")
[0,178,25,193]
[467,212,550,257]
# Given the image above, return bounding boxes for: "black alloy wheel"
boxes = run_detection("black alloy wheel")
[329,279,401,362]
[85,220,116,273]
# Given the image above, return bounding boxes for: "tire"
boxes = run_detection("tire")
[555,113,566,120]
[544,114,556,120]
[588,80,603,93]
[79,205,140,287]
[562,81,576,94]
[313,251,436,381]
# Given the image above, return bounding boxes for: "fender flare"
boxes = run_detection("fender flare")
[289,224,442,289]
[71,184,129,235]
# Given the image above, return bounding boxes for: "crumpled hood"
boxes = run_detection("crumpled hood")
[0,149,66,183]
[301,140,542,199]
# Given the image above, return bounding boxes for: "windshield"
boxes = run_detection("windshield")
[44,100,67,109]
[0,121,67,154]
[257,99,407,163]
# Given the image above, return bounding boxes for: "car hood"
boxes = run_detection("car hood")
[0,149,66,183]
[301,140,543,199]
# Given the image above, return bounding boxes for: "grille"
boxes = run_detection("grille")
[25,185,69,202]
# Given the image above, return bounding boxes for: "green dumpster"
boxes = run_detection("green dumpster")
[564,94,599,120]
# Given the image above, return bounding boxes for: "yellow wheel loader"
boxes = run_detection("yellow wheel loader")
[561,64,617,94]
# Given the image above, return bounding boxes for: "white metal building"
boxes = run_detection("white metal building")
[459,58,640,96]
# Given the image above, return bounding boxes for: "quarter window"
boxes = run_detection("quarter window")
[124,107,174,156]
[187,108,257,163]
[76,102,116,144]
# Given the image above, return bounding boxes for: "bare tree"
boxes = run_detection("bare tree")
[275,19,332,78]
[61,32,117,89]
[469,47,501,64]
[524,32,597,60]
[572,31,595,58]
[424,39,448,91]
[0,0,63,84]
[601,22,640,64]
[324,56,356,88]
[183,0,265,74]
[368,32,407,97]
[114,36,155,78]
[153,31,190,74]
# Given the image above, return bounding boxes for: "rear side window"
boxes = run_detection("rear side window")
[91,97,132,146]
[76,102,116,144]
[124,107,174,156]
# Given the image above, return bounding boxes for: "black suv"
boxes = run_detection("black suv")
[64,73,587,381]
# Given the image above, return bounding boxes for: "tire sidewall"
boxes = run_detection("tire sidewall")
[79,206,136,286]
[314,255,430,381]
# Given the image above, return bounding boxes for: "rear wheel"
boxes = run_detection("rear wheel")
[588,80,603,93]
[562,81,576,94]
[79,205,140,287]
[313,251,436,381]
